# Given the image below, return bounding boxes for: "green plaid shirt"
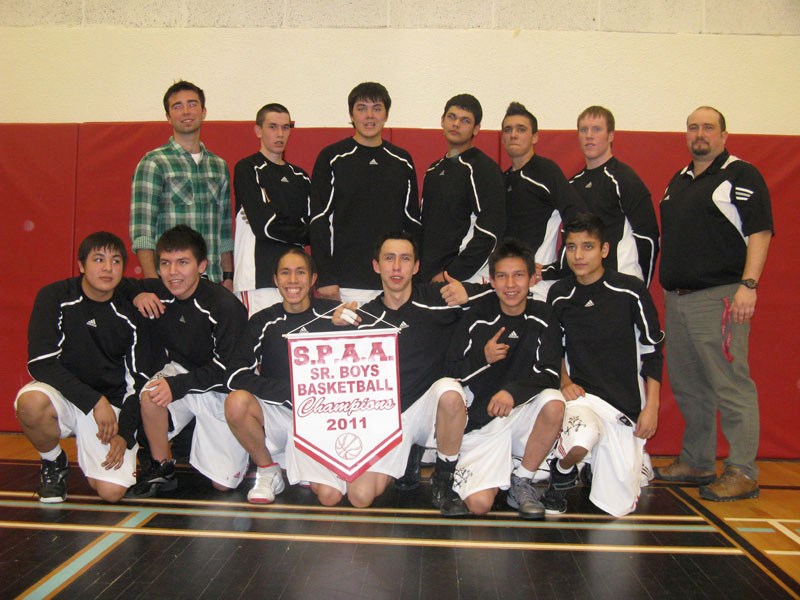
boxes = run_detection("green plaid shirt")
[130,137,232,282]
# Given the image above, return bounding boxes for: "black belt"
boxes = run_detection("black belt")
[674,288,696,296]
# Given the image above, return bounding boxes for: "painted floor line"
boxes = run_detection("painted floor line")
[16,510,155,600]
[0,499,715,532]
[0,520,743,555]
[0,491,706,521]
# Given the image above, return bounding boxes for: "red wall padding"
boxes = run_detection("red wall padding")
[2,122,798,460]
[1,124,78,431]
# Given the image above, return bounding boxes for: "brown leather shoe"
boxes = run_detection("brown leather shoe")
[653,458,716,485]
[700,466,759,501]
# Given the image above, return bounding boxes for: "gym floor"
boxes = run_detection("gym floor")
[0,435,798,600]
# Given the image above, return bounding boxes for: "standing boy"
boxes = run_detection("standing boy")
[419,94,506,283]
[233,103,311,316]
[309,82,420,304]
[569,106,659,285]
[501,101,586,298]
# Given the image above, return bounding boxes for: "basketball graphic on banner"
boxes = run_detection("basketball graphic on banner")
[335,433,363,460]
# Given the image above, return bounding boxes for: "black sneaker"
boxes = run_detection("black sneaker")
[38,451,70,503]
[431,469,469,517]
[542,457,578,515]
[125,459,177,499]
[395,444,425,491]
[507,474,545,520]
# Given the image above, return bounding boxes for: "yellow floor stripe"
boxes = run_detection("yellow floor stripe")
[0,490,706,520]
[727,517,800,524]
[0,520,742,555]
[768,520,800,547]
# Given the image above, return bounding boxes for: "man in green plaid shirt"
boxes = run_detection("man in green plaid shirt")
[130,80,234,288]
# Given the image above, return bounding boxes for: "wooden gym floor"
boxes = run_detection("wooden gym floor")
[0,434,798,600]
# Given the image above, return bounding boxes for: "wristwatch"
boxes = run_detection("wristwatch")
[740,278,758,289]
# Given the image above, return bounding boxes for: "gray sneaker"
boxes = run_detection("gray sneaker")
[507,474,545,520]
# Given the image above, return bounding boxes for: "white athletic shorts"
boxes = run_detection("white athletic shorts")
[555,394,645,518]
[255,400,292,468]
[453,389,564,501]
[157,363,249,489]
[286,377,466,494]
[339,288,381,306]
[15,382,137,488]
[238,288,283,318]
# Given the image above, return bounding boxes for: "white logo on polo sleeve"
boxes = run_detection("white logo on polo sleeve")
[734,186,754,202]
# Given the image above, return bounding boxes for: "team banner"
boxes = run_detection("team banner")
[287,329,402,482]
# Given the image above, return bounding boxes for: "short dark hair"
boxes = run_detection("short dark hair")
[348,82,391,115]
[163,80,206,114]
[256,103,291,127]
[275,247,316,277]
[78,232,127,267]
[489,238,535,278]
[373,230,418,262]
[577,105,615,132]
[564,212,607,245]
[443,94,483,125]
[156,225,207,264]
[691,106,727,132]
[503,102,538,133]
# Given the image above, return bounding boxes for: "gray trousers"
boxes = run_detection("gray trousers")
[664,283,760,480]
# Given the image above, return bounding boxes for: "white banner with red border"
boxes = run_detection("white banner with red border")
[287,328,402,482]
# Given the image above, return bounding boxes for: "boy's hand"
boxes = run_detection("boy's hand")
[93,396,118,444]
[101,435,126,470]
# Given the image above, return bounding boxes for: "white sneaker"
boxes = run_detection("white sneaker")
[247,467,286,504]
[640,452,655,487]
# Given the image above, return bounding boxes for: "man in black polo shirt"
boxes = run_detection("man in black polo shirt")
[654,106,773,502]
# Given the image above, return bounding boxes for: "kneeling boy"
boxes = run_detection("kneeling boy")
[225,248,340,503]
[16,232,150,503]
[127,225,248,497]
[538,214,663,517]
[447,239,564,518]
